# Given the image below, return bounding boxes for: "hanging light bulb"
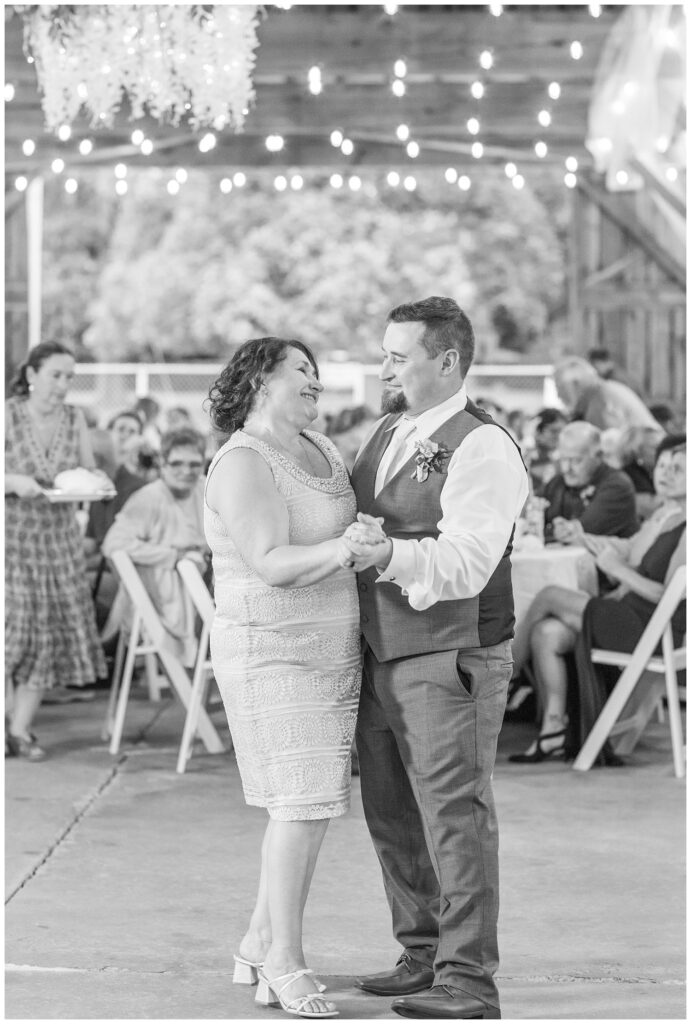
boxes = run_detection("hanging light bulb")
[548,82,561,100]
[386,171,400,187]
[458,175,471,191]
[114,162,127,178]
[78,139,93,155]
[167,179,180,195]
[15,176,28,191]
[141,138,154,155]
[233,171,246,187]
[445,167,458,184]
[22,139,36,156]
[341,138,354,156]
[512,174,525,190]
[564,172,577,188]
[403,175,417,191]
[5,83,15,102]
[504,162,517,178]
[393,59,407,78]
[220,177,233,193]
[175,168,188,183]
[51,157,65,174]
[274,175,288,191]
[406,140,420,158]
[131,129,144,145]
[115,179,128,196]
[538,109,551,127]
[65,177,78,193]
[330,129,343,147]
[265,134,284,152]
[330,173,344,188]
[58,124,72,142]
[471,81,485,99]
[570,41,583,60]
[392,79,406,97]
[348,175,362,191]
[479,50,493,70]
[471,141,484,159]
[396,123,410,142]
[534,141,548,158]
[565,156,578,172]
[467,118,480,135]
[290,173,304,190]
[308,66,322,95]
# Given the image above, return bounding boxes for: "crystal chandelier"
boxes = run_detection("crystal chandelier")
[18,4,261,133]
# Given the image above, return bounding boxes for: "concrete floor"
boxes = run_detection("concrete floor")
[5,687,686,1021]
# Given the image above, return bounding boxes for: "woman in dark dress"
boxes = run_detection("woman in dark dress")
[510,434,685,764]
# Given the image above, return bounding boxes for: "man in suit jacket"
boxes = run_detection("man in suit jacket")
[342,297,528,1019]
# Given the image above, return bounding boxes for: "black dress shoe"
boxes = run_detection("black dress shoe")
[355,952,435,996]
[392,985,501,1019]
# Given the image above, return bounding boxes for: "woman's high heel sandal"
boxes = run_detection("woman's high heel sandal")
[233,954,262,985]
[255,968,337,1018]
[234,954,326,992]
[508,727,567,764]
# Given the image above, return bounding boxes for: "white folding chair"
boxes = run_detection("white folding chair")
[175,558,229,773]
[103,550,225,758]
[573,566,686,778]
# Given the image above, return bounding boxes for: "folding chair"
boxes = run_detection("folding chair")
[103,550,225,757]
[573,565,686,778]
[175,558,229,773]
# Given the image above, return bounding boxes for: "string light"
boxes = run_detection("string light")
[22,139,36,156]
[15,176,28,191]
[505,162,517,178]
[403,175,417,191]
[330,173,343,188]
[570,41,583,60]
[233,171,246,187]
[393,59,407,78]
[396,124,410,142]
[392,79,406,97]
[175,168,188,183]
[78,139,93,155]
[565,156,578,172]
[51,157,65,173]
[266,134,284,152]
[198,133,215,153]
[131,129,144,145]
[548,82,561,100]
[458,175,471,191]
[65,177,78,193]
[445,168,458,184]
[274,174,287,191]
[472,141,484,158]
[220,177,233,193]
[308,66,322,95]
[386,171,400,187]
[114,163,127,178]
[512,174,525,190]
[341,138,354,156]
[471,81,485,99]
[534,141,548,158]
[57,124,71,141]
[406,140,420,158]
[141,138,154,155]
[665,167,679,183]
[489,3,502,15]
[615,170,629,186]
[167,179,180,195]
[564,172,577,188]
[330,129,343,147]
[290,173,304,190]
[538,109,551,127]
[348,175,362,191]
[589,3,601,15]
[479,50,493,70]
[467,117,480,135]
[5,83,15,101]
[383,3,398,14]
[115,179,128,196]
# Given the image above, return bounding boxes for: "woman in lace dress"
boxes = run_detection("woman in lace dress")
[206,337,363,1019]
[5,342,108,760]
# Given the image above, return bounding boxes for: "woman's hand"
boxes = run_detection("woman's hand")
[552,517,584,545]
[6,473,44,499]
[581,533,612,557]
[344,513,387,546]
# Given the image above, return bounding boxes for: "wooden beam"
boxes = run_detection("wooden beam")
[577,174,686,289]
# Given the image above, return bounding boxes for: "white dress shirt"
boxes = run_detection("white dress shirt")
[367,386,529,611]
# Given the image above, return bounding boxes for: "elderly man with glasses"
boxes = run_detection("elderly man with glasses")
[101,426,209,665]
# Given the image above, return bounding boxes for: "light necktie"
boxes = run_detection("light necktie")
[375,418,417,495]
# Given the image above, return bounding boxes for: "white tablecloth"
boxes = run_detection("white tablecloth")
[511,544,598,623]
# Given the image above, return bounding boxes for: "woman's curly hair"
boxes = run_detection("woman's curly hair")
[208,337,319,435]
[10,340,75,396]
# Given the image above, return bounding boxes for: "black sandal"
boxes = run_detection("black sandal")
[508,728,567,764]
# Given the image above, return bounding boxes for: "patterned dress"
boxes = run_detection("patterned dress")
[5,398,107,690]
[205,430,361,820]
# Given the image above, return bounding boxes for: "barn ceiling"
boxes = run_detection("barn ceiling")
[5,4,621,178]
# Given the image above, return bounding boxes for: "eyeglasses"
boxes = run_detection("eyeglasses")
[165,460,203,471]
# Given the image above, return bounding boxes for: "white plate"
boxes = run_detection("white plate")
[42,489,116,503]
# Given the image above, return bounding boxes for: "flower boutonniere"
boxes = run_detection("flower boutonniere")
[411,438,452,483]
[579,484,596,506]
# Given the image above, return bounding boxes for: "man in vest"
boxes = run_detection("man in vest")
[342,297,528,1020]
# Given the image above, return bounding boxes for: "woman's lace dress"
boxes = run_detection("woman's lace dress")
[205,430,361,820]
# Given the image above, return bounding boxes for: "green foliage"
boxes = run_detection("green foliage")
[41,166,569,363]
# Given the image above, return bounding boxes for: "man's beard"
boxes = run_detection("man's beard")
[381,388,409,414]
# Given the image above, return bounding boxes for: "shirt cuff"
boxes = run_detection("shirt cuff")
[375,538,415,592]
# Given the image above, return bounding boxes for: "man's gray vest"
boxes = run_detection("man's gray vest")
[350,399,520,663]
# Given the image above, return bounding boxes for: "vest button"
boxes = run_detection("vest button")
[361,614,369,624]
[359,583,367,592]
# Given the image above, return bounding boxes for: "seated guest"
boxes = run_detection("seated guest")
[618,425,665,522]
[525,407,568,493]
[101,427,209,665]
[543,421,638,541]
[509,434,686,763]
[599,427,624,470]
[554,356,659,431]
[86,411,147,550]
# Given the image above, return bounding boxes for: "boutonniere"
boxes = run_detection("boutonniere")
[411,438,451,483]
[579,484,596,506]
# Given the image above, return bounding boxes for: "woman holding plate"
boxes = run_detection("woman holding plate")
[5,341,109,760]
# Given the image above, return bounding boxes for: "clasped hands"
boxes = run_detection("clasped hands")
[337,513,393,572]
[553,517,627,579]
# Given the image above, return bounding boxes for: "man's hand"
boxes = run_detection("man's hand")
[552,516,584,545]
[345,513,387,546]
